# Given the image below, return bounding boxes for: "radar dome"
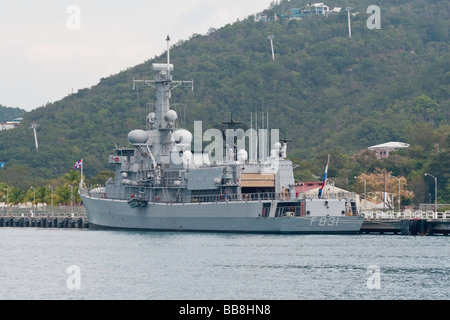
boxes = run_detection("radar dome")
[166,110,178,122]
[128,130,148,145]
[173,129,193,146]
[237,149,248,163]
[182,150,192,167]
[147,112,156,122]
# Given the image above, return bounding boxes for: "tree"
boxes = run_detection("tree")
[56,186,71,206]
[8,187,25,205]
[62,170,81,187]
[35,187,48,205]
[356,168,413,209]
[0,165,32,189]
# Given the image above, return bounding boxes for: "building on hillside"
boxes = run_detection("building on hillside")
[0,118,22,132]
[367,141,410,159]
[274,2,341,20]
[329,7,342,14]
[254,13,268,22]
[311,3,330,15]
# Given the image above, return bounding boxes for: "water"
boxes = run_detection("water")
[0,228,448,300]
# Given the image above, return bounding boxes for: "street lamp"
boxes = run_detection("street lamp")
[49,186,54,215]
[355,176,367,212]
[389,175,401,212]
[30,186,36,214]
[4,187,8,214]
[70,185,74,215]
[424,173,437,213]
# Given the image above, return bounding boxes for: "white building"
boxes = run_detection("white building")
[312,3,330,15]
[367,141,410,159]
[0,118,22,132]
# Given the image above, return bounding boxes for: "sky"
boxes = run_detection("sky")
[0,0,274,111]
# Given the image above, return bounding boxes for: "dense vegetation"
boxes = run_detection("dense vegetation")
[0,0,448,206]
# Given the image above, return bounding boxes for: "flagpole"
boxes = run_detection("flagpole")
[324,154,330,198]
[80,158,84,189]
[318,154,330,199]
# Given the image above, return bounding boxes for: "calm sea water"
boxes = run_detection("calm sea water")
[0,228,448,300]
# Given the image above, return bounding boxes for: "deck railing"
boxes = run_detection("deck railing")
[361,210,450,220]
[150,192,297,204]
[86,188,301,203]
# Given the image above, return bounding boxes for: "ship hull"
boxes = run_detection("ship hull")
[82,195,364,234]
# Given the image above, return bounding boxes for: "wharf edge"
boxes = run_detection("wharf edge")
[0,215,88,229]
[1,214,449,235]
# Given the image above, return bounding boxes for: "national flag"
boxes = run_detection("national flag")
[318,155,330,199]
[73,159,82,170]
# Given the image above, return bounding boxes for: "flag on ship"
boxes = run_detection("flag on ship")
[73,159,82,170]
[318,154,330,199]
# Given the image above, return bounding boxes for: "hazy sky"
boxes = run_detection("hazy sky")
[0,0,273,111]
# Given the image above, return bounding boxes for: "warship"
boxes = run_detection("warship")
[80,37,364,234]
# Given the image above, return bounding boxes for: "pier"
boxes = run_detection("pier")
[0,215,88,229]
[1,209,450,235]
[360,210,450,236]
[0,207,88,229]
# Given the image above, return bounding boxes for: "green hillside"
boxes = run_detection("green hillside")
[0,0,448,203]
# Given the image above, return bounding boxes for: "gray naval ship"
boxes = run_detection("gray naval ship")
[80,37,364,234]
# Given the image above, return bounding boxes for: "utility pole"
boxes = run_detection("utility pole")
[268,35,275,61]
[30,123,39,152]
[346,7,352,38]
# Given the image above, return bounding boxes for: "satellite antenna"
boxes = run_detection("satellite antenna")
[346,7,352,38]
[29,123,39,152]
[267,35,275,61]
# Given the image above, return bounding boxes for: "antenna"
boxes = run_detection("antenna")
[29,123,39,152]
[166,35,171,74]
[221,112,242,129]
[250,111,253,163]
[133,36,193,130]
[267,105,269,157]
[346,7,352,38]
[267,35,275,61]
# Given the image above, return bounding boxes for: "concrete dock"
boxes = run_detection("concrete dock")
[1,212,450,235]
[359,210,450,235]
[360,219,450,236]
[0,215,89,229]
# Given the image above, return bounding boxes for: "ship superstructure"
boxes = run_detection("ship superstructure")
[80,37,363,233]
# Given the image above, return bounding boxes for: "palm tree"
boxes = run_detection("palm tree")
[0,183,7,203]
[56,185,71,206]
[35,187,47,205]
[62,170,81,186]
[8,187,25,206]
